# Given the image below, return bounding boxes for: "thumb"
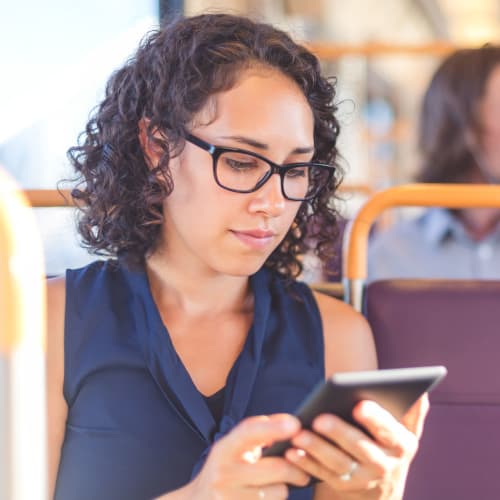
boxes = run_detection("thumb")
[219,414,300,461]
[402,393,430,439]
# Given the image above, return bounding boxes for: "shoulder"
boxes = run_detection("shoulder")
[312,291,377,377]
[368,215,430,281]
[370,216,423,252]
[46,275,67,383]
[46,275,69,497]
[47,275,66,336]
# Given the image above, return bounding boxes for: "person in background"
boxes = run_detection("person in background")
[368,45,500,281]
[47,14,428,500]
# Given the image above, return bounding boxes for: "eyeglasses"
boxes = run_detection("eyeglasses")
[185,133,336,201]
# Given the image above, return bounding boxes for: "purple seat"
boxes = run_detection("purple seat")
[365,279,500,500]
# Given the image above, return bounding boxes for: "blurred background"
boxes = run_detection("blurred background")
[1,0,499,275]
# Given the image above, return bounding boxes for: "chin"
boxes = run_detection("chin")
[217,257,268,278]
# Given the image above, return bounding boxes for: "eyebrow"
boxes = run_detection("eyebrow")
[220,135,314,155]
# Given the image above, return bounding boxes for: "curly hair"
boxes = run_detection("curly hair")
[68,13,343,280]
[417,45,500,183]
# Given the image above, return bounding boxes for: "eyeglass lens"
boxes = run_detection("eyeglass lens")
[216,150,329,200]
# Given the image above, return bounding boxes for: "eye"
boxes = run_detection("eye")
[285,166,307,178]
[222,153,259,171]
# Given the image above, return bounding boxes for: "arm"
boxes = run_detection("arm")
[46,277,68,499]
[285,293,428,500]
[314,291,377,376]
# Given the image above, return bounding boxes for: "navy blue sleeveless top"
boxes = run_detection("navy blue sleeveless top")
[55,260,324,500]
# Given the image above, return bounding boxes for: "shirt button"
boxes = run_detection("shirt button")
[477,243,493,260]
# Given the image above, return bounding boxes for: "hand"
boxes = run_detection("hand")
[187,414,311,499]
[285,394,430,500]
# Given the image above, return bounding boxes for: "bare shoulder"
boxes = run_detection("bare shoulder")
[46,275,66,396]
[46,275,68,497]
[312,291,377,377]
[46,274,67,381]
[47,275,67,345]
[47,275,66,313]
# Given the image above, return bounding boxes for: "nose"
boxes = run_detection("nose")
[248,173,286,217]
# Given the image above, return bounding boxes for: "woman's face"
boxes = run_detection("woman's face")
[475,64,500,181]
[160,67,315,277]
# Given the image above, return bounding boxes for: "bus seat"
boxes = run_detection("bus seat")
[365,279,500,500]
[342,184,500,499]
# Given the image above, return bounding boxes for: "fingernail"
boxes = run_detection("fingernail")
[294,433,311,446]
[282,418,298,433]
[359,400,378,415]
[286,448,306,462]
[314,416,334,432]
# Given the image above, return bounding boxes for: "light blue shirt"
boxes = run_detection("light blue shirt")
[367,208,500,281]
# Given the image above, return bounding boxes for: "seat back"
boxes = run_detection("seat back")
[342,184,500,499]
[366,279,500,500]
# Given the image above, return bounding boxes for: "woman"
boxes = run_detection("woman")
[368,45,500,281]
[47,14,427,500]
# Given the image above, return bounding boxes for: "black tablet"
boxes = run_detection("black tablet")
[262,365,447,457]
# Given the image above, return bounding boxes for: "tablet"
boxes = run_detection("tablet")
[262,365,447,457]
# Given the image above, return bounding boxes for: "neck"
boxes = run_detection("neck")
[456,208,500,241]
[145,249,253,317]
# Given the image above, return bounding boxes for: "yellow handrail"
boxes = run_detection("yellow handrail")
[23,185,373,207]
[0,168,47,499]
[306,41,457,59]
[24,189,73,208]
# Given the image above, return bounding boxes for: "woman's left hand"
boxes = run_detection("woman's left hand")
[285,394,429,500]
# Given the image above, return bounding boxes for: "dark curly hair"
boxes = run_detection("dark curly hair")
[417,45,500,183]
[68,13,343,280]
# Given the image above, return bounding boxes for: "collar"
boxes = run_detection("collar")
[419,208,465,246]
[419,207,500,246]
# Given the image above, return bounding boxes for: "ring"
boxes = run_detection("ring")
[258,489,265,499]
[242,445,261,464]
[338,460,358,482]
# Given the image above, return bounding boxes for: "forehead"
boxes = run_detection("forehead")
[193,67,315,145]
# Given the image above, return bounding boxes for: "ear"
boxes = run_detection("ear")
[138,118,163,169]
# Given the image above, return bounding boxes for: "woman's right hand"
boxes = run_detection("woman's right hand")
[185,414,311,499]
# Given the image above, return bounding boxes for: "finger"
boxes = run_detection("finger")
[401,394,430,439]
[310,413,388,466]
[353,401,418,457]
[290,430,353,475]
[217,414,300,460]
[285,448,379,490]
[247,483,288,500]
[235,457,310,488]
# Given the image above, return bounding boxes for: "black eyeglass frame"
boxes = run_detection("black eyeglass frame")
[185,133,336,201]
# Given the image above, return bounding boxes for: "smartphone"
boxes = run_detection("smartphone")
[262,365,447,457]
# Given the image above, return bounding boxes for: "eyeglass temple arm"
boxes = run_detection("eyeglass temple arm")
[185,133,215,154]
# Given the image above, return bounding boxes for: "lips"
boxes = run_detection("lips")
[231,229,277,250]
